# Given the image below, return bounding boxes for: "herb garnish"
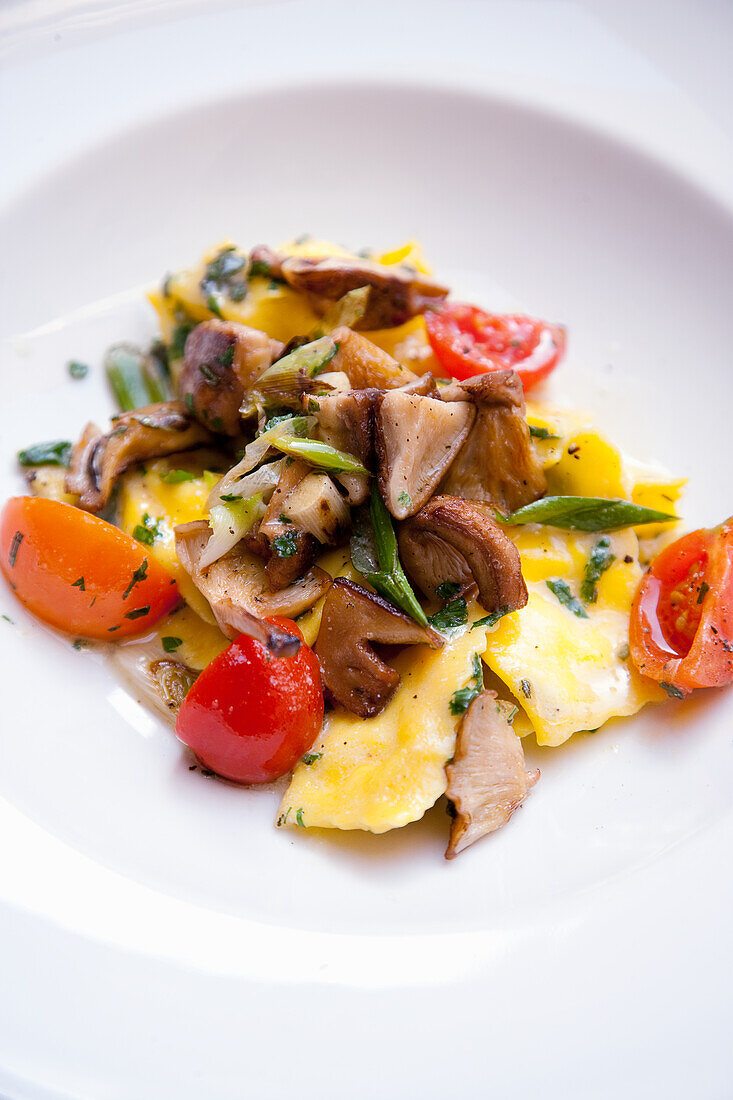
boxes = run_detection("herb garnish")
[201,246,249,303]
[161,469,195,484]
[162,636,183,653]
[350,487,429,627]
[546,578,588,618]
[471,604,510,630]
[660,681,685,700]
[498,496,677,532]
[273,531,298,558]
[436,581,461,601]
[125,606,151,620]
[67,360,89,379]
[17,440,72,468]
[72,577,86,591]
[429,597,468,633]
[206,294,224,319]
[397,490,413,510]
[302,752,323,765]
[122,558,148,600]
[295,808,306,828]
[529,425,559,440]
[697,581,710,605]
[132,514,161,547]
[580,537,616,604]
[449,653,484,715]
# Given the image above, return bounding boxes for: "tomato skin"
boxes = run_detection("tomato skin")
[175,618,323,783]
[0,496,179,639]
[630,521,733,694]
[424,304,566,391]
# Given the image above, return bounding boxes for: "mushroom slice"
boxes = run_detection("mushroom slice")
[398,495,528,611]
[329,327,419,390]
[313,388,376,505]
[375,393,475,519]
[445,690,539,859]
[277,254,449,329]
[439,369,547,512]
[315,578,443,718]
[179,319,283,435]
[66,402,213,512]
[256,459,318,591]
[175,521,331,654]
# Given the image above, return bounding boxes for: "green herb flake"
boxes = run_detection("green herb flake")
[219,493,240,503]
[546,578,588,618]
[108,625,121,633]
[217,345,235,368]
[8,531,23,568]
[660,681,685,700]
[169,320,196,360]
[277,806,292,827]
[67,359,89,380]
[302,752,322,766]
[429,597,468,633]
[72,638,88,649]
[248,258,272,279]
[580,537,616,604]
[207,294,224,319]
[122,558,148,600]
[72,577,86,591]
[397,490,413,510]
[184,392,195,413]
[162,636,183,653]
[697,581,710,605]
[295,808,306,828]
[124,606,151,621]
[273,531,298,558]
[2,614,13,624]
[436,581,461,601]
[529,425,559,440]
[17,440,72,468]
[132,514,161,547]
[472,604,511,630]
[449,652,484,715]
[162,469,195,484]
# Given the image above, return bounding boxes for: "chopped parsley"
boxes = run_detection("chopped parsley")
[72,638,88,649]
[428,596,468,632]
[295,808,306,828]
[436,581,461,601]
[72,577,86,591]
[169,320,196,360]
[161,469,195,484]
[206,294,223,319]
[124,606,151,621]
[17,440,72,468]
[122,558,148,600]
[217,345,235,368]
[248,258,272,279]
[219,493,241,503]
[201,246,248,303]
[273,531,298,558]
[2,614,13,624]
[132,514,161,547]
[67,359,89,379]
[472,604,510,630]
[302,752,323,766]
[162,636,183,653]
[546,578,588,618]
[397,490,413,510]
[580,537,615,604]
[449,652,484,715]
[529,425,558,440]
[199,362,221,386]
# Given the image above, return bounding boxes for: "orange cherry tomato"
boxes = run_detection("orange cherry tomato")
[175,618,323,783]
[424,304,566,391]
[629,520,733,695]
[0,496,179,640]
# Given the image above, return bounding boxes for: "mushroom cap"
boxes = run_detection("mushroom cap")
[445,690,539,858]
[397,495,528,612]
[315,578,442,717]
[313,387,377,506]
[329,327,418,390]
[375,393,475,520]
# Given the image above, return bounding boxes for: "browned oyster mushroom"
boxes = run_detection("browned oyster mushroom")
[175,521,331,654]
[445,690,539,859]
[313,388,377,505]
[257,251,449,329]
[315,578,443,717]
[254,459,319,590]
[179,319,283,435]
[329,328,419,389]
[397,496,527,612]
[375,393,475,519]
[66,402,213,512]
[439,369,546,512]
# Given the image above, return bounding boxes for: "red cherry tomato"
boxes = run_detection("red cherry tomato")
[175,617,323,783]
[0,496,179,639]
[629,520,733,695]
[424,303,566,391]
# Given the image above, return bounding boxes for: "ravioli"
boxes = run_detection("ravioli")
[280,623,489,832]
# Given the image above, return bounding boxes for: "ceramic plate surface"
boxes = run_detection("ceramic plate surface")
[1,3,733,1098]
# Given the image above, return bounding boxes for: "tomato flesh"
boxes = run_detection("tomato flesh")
[630,522,733,693]
[175,618,323,783]
[425,304,566,391]
[0,496,179,639]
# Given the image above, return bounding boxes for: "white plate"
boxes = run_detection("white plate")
[2,3,733,1098]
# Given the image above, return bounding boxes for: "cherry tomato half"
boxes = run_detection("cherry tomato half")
[424,303,566,391]
[0,496,179,639]
[629,520,733,694]
[175,618,323,783]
